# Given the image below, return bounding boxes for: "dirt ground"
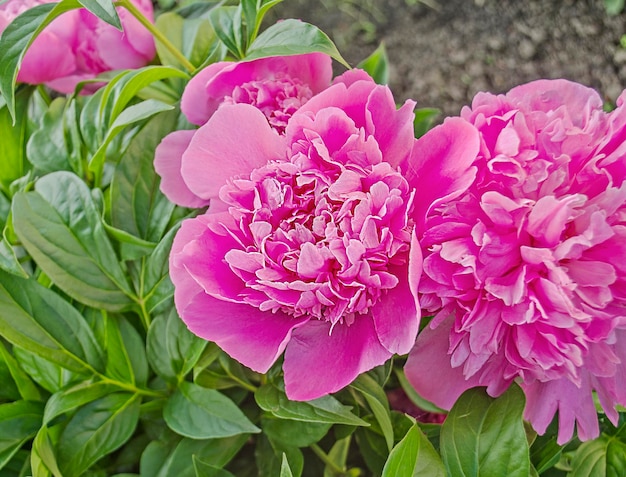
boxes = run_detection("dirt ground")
[271,0,626,117]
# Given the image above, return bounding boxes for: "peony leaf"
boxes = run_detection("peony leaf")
[12,171,134,311]
[261,415,331,448]
[77,0,121,29]
[164,382,260,439]
[208,6,245,59]
[351,373,395,451]
[57,393,141,477]
[382,421,445,477]
[568,431,626,477]
[240,0,284,46]
[140,436,248,477]
[0,88,33,194]
[356,42,389,85]
[255,384,369,427]
[43,381,119,425]
[0,344,24,402]
[0,0,82,121]
[245,19,350,68]
[0,400,44,468]
[12,346,77,395]
[146,308,206,383]
[440,384,530,477]
[255,434,304,477]
[0,270,105,375]
[280,453,294,477]
[103,314,148,387]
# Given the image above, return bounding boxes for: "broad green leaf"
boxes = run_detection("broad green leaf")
[155,12,217,69]
[57,393,141,477]
[255,384,369,427]
[88,99,174,180]
[12,171,134,311]
[255,435,303,477]
[382,422,445,477]
[77,0,121,29]
[605,0,625,15]
[262,415,330,448]
[0,270,105,374]
[0,0,82,119]
[164,381,260,439]
[0,342,40,401]
[0,400,44,469]
[568,434,626,477]
[193,456,235,477]
[245,19,349,68]
[147,308,206,383]
[0,88,32,194]
[104,223,156,261]
[140,225,178,315]
[356,43,389,84]
[0,237,26,278]
[208,6,244,58]
[351,373,394,451]
[280,453,294,477]
[12,346,75,395]
[44,381,119,425]
[110,109,179,242]
[413,107,441,138]
[440,385,530,477]
[140,436,248,477]
[31,425,62,477]
[26,98,72,174]
[104,314,148,386]
[241,0,284,45]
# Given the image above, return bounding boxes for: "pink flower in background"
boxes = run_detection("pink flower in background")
[163,70,429,400]
[405,79,626,444]
[0,0,155,94]
[155,53,333,208]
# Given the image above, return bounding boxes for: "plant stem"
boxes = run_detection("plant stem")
[310,443,345,475]
[115,0,196,74]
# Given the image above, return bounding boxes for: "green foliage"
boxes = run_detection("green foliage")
[0,0,622,474]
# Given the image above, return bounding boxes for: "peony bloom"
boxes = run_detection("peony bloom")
[0,0,155,94]
[405,79,626,444]
[160,70,456,401]
[155,53,333,209]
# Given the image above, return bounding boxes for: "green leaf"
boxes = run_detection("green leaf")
[0,88,32,194]
[262,415,331,448]
[280,453,294,477]
[395,368,446,414]
[57,393,141,477]
[351,373,394,451]
[241,0,284,45]
[12,346,75,395]
[140,436,248,477]
[255,384,369,427]
[413,107,441,138]
[193,456,235,477]
[0,270,105,374]
[568,434,626,477]
[146,308,206,383]
[110,109,179,242]
[382,422,445,477]
[77,0,121,29]
[208,6,245,58]
[245,19,349,68]
[0,0,82,119]
[604,0,625,15]
[0,342,40,401]
[164,381,260,439]
[31,424,62,477]
[0,400,44,469]
[104,314,148,386]
[25,98,72,174]
[356,43,389,84]
[12,171,134,311]
[323,436,351,477]
[440,385,530,477]
[255,435,303,477]
[44,381,119,425]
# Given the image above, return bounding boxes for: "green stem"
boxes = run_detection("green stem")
[115,0,196,74]
[310,443,345,475]
[99,374,165,398]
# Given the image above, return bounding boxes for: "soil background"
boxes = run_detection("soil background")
[270,0,626,117]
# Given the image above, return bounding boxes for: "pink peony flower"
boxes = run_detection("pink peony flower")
[155,53,333,209]
[161,70,474,401]
[405,79,626,444]
[0,0,155,94]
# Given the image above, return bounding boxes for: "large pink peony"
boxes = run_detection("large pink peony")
[155,53,333,209]
[160,70,474,400]
[0,0,155,94]
[405,79,626,444]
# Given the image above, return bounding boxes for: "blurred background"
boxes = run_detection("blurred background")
[270,0,626,117]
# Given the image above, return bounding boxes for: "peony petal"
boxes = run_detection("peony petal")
[181,61,233,125]
[182,293,309,373]
[407,117,479,232]
[154,130,210,208]
[404,314,482,410]
[371,265,420,355]
[181,104,286,201]
[283,317,392,400]
[17,32,76,85]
